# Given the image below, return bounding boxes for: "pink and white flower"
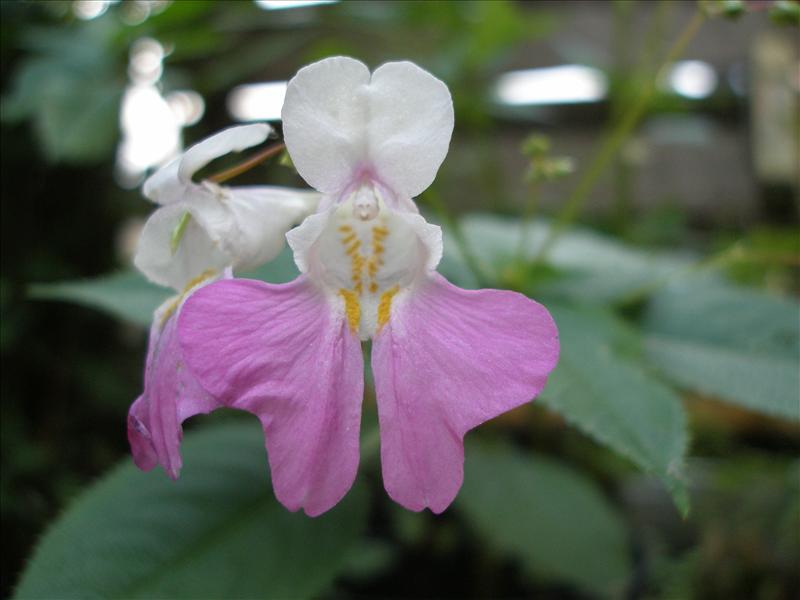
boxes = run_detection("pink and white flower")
[177,57,560,516]
[134,123,319,290]
[128,125,319,478]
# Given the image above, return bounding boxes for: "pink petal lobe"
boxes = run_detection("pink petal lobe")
[178,277,364,516]
[127,308,221,479]
[372,274,559,513]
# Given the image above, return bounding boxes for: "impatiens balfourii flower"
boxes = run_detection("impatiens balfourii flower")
[177,57,560,516]
[134,123,319,291]
[128,124,320,478]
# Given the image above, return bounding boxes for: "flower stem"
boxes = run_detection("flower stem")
[359,425,381,467]
[514,183,540,267]
[533,9,706,262]
[423,189,489,288]
[208,142,286,184]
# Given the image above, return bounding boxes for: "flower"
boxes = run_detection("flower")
[134,123,319,290]
[177,57,560,516]
[128,124,320,478]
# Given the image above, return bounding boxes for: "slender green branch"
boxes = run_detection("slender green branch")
[533,9,706,262]
[514,183,540,267]
[208,143,285,184]
[423,189,489,287]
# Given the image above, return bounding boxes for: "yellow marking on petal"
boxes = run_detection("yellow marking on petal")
[377,285,400,330]
[159,296,181,328]
[182,269,218,295]
[339,288,361,333]
[339,228,367,294]
[345,240,361,256]
[366,225,390,294]
[159,269,217,329]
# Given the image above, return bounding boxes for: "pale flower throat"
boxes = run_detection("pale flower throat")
[313,185,424,340]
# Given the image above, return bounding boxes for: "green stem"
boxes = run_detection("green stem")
[208,143,285,184]
[533,9,706,262]
[610,1,635,233]
[613,0,673,233]
[359,426,381,468]
[514,183,540,268]
[642,0,673,73]
[423,189,488,287]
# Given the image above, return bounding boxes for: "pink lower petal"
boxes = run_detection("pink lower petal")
[127,310,221,479]
[178,276,364,516]
[372,273,559,513]
[128,394,157,471]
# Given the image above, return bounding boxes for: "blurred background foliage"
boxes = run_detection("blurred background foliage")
[1,0,799,598]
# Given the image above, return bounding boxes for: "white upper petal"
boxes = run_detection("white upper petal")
[142,156,183,205]
[282,57,454,199]
[177,123,272,184]
[282,57,371,195]
[366,61,454,199]
[134,202,230,291]
[141,123,272,205]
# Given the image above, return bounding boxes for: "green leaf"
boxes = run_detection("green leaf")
[643,282,800,421]
[542,305,690,513]
[3,21,124,164]
[14,421,369,599]
[239,244,301,284]
[458,443,631,596]
[36,78,122,164]
[443,214,701,303]
[3,57,122,163]
[29,271,171,327]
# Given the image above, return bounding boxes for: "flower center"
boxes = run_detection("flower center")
[352,186,379,221]
[311,185,425,339]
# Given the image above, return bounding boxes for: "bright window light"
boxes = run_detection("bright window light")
[494,65,608,106]
[255,0,336,10]
[227,82,288,122]
[115,36,204,188]
[73,0,114,19]
[667,60,718,99]
[116,85,182,187]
